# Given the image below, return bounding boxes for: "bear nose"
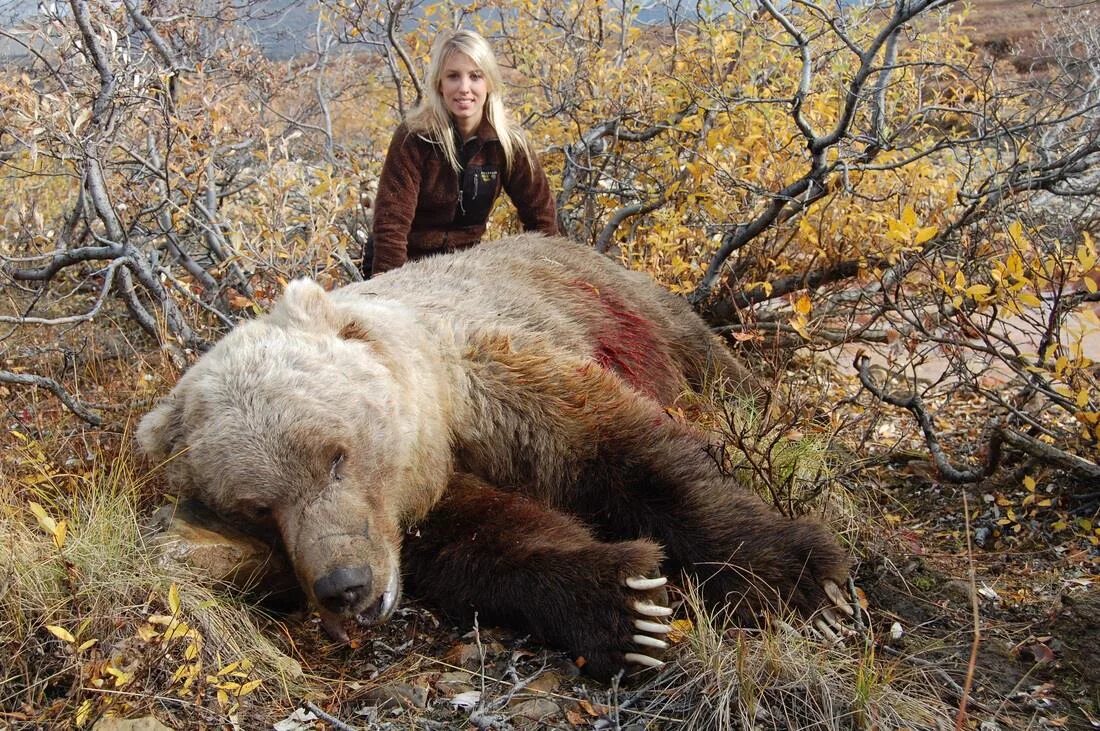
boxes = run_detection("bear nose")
[313,566,373,613]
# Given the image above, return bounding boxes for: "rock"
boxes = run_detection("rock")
[149,499,297,595]
[92,717,173,731]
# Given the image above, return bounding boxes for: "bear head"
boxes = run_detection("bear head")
[138,279,454,627]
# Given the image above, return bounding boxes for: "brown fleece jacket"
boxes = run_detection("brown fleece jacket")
[370,119,557,276]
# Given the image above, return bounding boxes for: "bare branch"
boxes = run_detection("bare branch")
[0,369,103,426]
[386,0,421,107]
[855,352,1002,483]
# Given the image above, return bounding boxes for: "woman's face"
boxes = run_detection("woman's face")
[439,51,488,133]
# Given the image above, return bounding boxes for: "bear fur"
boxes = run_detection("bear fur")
[138,234,849,679]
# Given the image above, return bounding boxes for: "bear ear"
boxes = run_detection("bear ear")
[136,393,185,462]
[272,278,374,343]
[271,279,336,331]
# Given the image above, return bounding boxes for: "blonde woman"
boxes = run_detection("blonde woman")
[366,29,558,277]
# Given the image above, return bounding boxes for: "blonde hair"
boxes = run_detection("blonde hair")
[405,29,531,174]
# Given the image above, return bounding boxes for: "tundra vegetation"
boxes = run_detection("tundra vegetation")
[1,0,1097,728]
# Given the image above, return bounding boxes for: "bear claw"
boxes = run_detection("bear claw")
[634,619,671,633]
[625,575,668,590]
[624,652,665,668]
[632,634,669,650]
[823,580,855,617]
[632,600,673,617]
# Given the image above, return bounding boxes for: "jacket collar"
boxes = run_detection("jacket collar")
[454,116,499,145]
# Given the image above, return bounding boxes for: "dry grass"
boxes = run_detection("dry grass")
[625,581,955,730]
[0,430,308,727]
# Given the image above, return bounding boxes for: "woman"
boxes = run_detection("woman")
[366,29,558,277]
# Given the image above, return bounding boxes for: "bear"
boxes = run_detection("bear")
[137,234,853,680]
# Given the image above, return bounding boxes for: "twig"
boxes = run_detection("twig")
[955,493,981,730]
[879,646,956,702]
[304,701,358,731]
[856,352,1100,482]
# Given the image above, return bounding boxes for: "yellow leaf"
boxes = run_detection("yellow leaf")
[887,220,908,241]
[1023,476,1036,492]
[28,501,57,536]
[52,520,66,549]
[965,284,991,299]
[162,620,193,642]
[137,623,160,642]
[1077,389,1090,408]
[237,678,263,696]
[794,293,812,316]
[914,226,937,245]
[1077,244,1096,273]
[77,638,98,652]
[184,642,198,660]
[1018,293,1042,308]
[217,689,229,706]
[46,625,75,643]
[901,205,917,229]
[668,618,694,642]
[789,316,811,341]
[106,665,133,687]
[1008,220,1025,247]
[168,584,181,616]
[1088,278,1098,294]
[217,660,241,677]
[75,700,93,728]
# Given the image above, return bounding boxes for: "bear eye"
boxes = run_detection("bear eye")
[329,450,346,481]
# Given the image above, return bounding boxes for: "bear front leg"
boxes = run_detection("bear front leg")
[401,473,672,680]
[575,413,853,629]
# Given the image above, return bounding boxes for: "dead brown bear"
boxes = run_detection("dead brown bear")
[137,234,852,679]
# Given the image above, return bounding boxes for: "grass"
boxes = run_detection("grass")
[624,580,955,730]
[0,430,307,728]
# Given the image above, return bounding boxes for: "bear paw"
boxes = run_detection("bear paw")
[818,579,858,639]
[565,558,673,680]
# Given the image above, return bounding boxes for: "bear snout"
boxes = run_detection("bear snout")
[313,565,374,614]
